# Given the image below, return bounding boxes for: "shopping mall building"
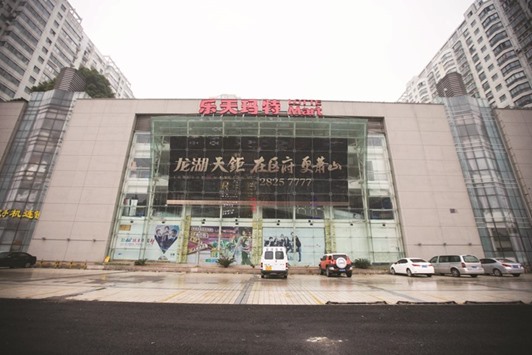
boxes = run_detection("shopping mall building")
[1,88,531,267]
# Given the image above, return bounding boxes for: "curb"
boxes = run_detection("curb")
[98,263,389,275]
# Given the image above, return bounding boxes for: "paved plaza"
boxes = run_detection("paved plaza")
[1,268,531,305]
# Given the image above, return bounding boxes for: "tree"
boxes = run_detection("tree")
[30,67,115,98]
[30,79,56,92]
[78,67,115,98]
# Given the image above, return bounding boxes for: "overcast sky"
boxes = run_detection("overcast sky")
[68,0,474,102]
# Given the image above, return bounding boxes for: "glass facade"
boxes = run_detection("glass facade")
[0,90,87,252]
[109,115,404,266]
[443,96,532,265]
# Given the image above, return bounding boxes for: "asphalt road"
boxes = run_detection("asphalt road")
[2,298,531,355]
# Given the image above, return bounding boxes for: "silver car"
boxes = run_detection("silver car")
[480,258,524,277]
[429,254,483,277]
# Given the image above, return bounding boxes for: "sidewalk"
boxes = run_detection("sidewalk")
[2,268,531,305]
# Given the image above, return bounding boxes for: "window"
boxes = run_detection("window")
[29,76,36,84]
[479,4,495,20]
[0,67,20,85]
[369,196,394,220]
[497,50,517,66]
[479,72,486,81]
[491,73,498,81]
[483,54,490,61]
[42,47,48,54]
[38,56,44,64]
[496,84,502,91]
[499,94,506,102]
[33,65,40,74]
[474,28,479,35]
[482,13,499,29]
[515,94,532,107]
[488,64,494,71]
[481,45,487,53]
[501,60,521,75]
[505,71,526,86]
[493,40,512,56]
[489,31,508,47]
[486,22,504,37]
[510,83,531,98]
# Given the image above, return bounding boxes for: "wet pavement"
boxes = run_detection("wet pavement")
[1,268,531,305]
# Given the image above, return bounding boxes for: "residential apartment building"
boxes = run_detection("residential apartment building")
[0,0,133,101]
[399,0,532,109]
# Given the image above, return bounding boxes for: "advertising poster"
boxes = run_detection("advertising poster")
[263,227,322,266]
[185,226,254,265]
[186,226,220,264]
[147,224,180,261]
[114,224,180,261]
[220,226,253,265]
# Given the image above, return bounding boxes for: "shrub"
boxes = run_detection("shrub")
[134,258,148,266]
[216,254,235,268]
[353,258,371,269]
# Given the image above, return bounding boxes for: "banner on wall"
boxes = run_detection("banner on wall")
[262,227,322,266]
[220,226,252,266]
[114,224,180,261]
[187,226,219,264]
[186,226,253,265]
[152,224,180,261]
[154,225,179,252]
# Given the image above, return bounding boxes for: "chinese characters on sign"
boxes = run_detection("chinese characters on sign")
[168,136,349,205]
[0,209,40,220]
[199,99,323,117]
[173,155,343,175]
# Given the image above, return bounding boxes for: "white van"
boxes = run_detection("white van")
[260,246,288,279]
[429,254,483,277]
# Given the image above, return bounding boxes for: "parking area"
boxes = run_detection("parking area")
[1,268,531,305]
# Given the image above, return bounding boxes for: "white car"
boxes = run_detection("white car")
[390,258,434,277]
[480,258,524,277]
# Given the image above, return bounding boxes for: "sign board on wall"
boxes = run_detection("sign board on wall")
[199,99,323,118]
[167,136,348,205]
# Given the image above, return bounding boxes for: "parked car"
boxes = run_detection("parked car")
[319,253,353,277]
[0,252,37,268]
[480,258,524,277]
[260,246,288,278]
[429,254,483,277]
[390,258,434,277]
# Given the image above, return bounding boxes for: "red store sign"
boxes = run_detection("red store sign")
[199,99,323,118]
